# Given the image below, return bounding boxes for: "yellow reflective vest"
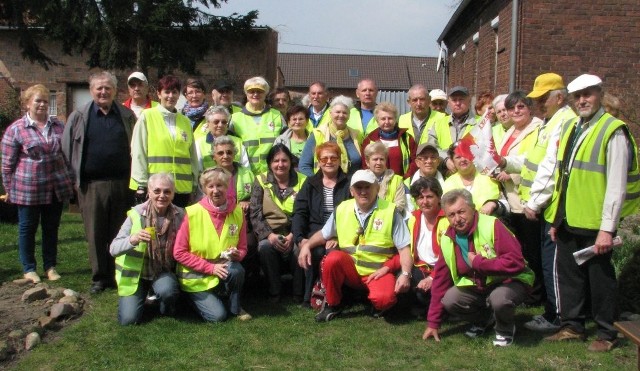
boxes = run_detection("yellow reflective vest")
[519,106,576,204]
[547,113,640,229]
[195,134,244,171]
[443,172,501,211]
[347,107,377,140]
[115,209,146,296]
[431,114,480,151]
[398,110,444,145]
[177,203,243,292]
[231,108,283,175]
[256,172,306,216]
[130,107,194,193]
[440,214,534,287]
[335,199,396,276]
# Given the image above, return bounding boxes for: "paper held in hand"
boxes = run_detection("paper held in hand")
[572,236,623,265]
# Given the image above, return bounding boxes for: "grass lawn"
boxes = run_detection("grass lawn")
[0,212,637,370]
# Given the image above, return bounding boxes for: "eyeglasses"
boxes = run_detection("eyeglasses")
[507,103,528,111]
[318,156,340,164]
[152,188,173,195]
[247,90,264,96]
[417,155,438,162]
[215,150,234,156]
[210,120,228,125]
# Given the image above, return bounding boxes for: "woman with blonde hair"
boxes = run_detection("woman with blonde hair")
[1,84,74,283]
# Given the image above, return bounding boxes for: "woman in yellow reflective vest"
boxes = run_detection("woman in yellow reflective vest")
[250,144,307,303]
[110,173,185,325]
[173,167,251,322]
[130,75,198,208]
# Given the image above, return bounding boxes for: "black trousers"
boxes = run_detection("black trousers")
[555,223,617,341]
[510,213,544,305]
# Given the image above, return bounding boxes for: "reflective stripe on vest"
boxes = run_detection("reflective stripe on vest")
[256,172,306,216]
[548,113,640,229]
[440,214,534,287]
[335,199,396,276]
[132,107,194,193]
[115,209,146,296]
[231,109,283,175]
[176,203,243,292]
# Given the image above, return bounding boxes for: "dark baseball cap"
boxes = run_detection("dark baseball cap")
[449,86,469,97]
[213,80,234,91]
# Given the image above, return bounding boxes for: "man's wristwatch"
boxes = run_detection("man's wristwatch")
[401,271,412,278]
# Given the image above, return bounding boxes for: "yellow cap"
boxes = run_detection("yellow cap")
[527,73,565,98]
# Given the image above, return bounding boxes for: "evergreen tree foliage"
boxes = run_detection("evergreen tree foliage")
[0,0,258,75]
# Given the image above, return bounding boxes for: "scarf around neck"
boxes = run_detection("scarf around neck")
[182,102,209,129]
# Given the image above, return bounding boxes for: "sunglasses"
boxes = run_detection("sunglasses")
[318,156,339,164]
[210,120,228,125]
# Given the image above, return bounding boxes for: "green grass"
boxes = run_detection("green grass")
[0,213,637,370]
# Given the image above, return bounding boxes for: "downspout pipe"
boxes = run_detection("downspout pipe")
[509,0,519,92]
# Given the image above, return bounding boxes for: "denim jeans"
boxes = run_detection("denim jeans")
[17,200,63,273]
[188,262,245,322]
[117,272,180,325]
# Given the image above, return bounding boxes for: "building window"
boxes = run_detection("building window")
[49,91,57,116]
[348,68,360,78]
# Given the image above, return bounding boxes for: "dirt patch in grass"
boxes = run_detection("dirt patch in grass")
[0,280,86,368]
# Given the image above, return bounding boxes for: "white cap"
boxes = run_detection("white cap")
[350,170,377,187]
[429,89,447,101]
[127,72,148,84]
[567,74,602,94]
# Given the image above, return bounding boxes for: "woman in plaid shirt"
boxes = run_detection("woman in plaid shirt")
[1,84,74,283]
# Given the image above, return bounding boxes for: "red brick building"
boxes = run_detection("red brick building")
[438,0,640,125]
[0,27,278,123]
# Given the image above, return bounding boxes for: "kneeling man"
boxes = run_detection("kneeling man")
[299,170,413,321]
[422,189,533,346]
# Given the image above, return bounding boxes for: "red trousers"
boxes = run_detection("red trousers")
[322,250,397,310]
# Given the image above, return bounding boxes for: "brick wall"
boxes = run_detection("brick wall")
[441,0,640,127]
[0,28,278,122]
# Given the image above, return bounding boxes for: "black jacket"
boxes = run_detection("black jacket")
[292,169,352,244]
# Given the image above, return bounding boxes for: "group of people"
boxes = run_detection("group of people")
[1,69,635,353]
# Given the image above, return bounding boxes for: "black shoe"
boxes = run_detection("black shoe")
[371,307,387,319]
[90,282,106,294]
[315,304,342,322]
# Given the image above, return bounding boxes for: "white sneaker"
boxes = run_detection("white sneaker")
[46,267,61,281]
[524,314,560,332]
[24,271,42,283]
[493,327,515,347]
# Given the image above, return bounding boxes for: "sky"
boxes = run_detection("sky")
[213,0,458,57]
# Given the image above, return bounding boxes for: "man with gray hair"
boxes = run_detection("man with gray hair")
[423,189,533,347]
[544,74,640,352]
[399,84,445,145]
[63,71,136,294]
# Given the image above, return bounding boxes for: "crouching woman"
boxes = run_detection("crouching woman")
[173,167,251,322]
[110,173,184,325]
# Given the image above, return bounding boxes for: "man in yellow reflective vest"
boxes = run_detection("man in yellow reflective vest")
[398,84,445,145]
[521,73,576,333]
[544,74,640,352]
[347,79,379,138]
[423,189,534,347]
[298,170,413,321]
[307,81,331,130]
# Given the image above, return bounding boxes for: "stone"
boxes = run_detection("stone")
[7,329,24,340]
[46,288,64,301]
[22,324,42,336]
[12,278,32,286]
[38,316,56,329]
[63,289,79,297]
[24,332,40,351]
[0,341,12,361]
[21,287,48,302]
[49,303,74,319]
[58,295,78,305]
